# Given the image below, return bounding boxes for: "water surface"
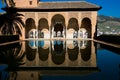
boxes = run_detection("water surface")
[0,40,120,80]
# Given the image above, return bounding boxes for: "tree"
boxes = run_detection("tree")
[0,11,25,37]
[2,0,15,7]
[0,0,25,38]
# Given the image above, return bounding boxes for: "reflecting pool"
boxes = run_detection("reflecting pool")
[0,40,120,80]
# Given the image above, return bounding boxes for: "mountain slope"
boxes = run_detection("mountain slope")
[97,15,120,35]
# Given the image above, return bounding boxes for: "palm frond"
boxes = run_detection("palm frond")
[0,12,25,36]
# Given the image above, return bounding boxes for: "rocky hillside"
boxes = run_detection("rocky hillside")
[97,15,120,35]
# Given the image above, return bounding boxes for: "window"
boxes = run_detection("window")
[29,1,32,5]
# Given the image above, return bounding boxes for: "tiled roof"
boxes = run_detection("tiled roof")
[38,1,101,9]
[3,1,101,12]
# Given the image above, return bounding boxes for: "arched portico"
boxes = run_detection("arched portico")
[24,14,95,40]
[6,1,101,40]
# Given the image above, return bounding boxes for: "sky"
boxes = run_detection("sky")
[0,0,120,18]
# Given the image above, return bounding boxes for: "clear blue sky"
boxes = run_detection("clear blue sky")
[0,0,120,18]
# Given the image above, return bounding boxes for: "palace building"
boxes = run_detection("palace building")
[10,0,101,39]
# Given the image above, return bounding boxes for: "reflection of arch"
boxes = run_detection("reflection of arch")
[80,40,88,49]
[68,46,79,61]
[51,40,66,65]
[26,41,37,61]
[52,52,65,65]
[25,18,36,38]
[81,18,91,38]
[53,40,64,54]
[67,40,75,49]
[80,41,91,61]
[51,14,65,38]
[28,40,37,49]
[38,40,44,47]
[38,40,49,61]
[51,52,65,65]
[38,47,49,61]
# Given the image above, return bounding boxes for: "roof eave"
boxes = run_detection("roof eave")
[2,7,102,12]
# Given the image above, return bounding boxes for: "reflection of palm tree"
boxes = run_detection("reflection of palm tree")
[0,42,25,66]
[0,12,24,37]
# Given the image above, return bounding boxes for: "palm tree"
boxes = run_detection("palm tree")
[0,12,25,37]
[0,0,25,38]
[2,0,15,7]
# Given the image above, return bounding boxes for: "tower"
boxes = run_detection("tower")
[14,0,39,7]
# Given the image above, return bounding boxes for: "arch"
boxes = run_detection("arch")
[80,18,92,38]
[51,14,66,38]
[68,18,79,31]
[25,18,36,38]
[38,18,49,30]
[67,18,79,38]
[51,14,65,25]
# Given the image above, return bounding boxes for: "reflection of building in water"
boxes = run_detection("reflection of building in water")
[21,40,97,67]
[1,40,98,80]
